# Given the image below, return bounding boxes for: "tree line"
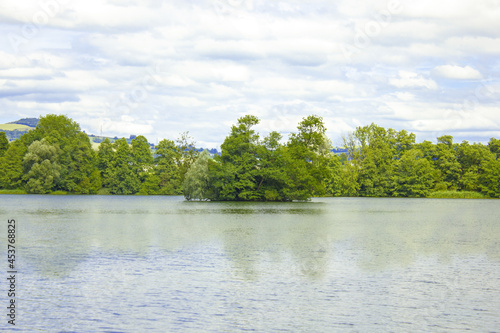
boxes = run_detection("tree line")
[0,114,499,199]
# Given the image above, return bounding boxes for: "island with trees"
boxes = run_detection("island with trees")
[0,114,499,200]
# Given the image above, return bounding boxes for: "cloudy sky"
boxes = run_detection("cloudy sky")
[1,0,499,148]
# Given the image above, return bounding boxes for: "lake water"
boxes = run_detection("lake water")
[1,195,499,332]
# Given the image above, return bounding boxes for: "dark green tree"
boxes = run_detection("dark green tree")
[21,114,99,193]
[97,138,115,190]
[131,135,154,183]
[210,115,261,201]
[153,139,180,194]
[0,132,8,157]
[107,138,140,194]
[0,140,27,189]
[254,131,288,201]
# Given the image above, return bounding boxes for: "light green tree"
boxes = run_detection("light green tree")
[479,158,500,198]
[392,149,437,197]
[183,150,210,200]
[23,139,61,194]
[488,137,500,158]
[434,135,461,190]
[456,141,495,191]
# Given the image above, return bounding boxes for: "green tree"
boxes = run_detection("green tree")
[456,141,494,191]
[210,115,261,201]
[338,163,360,197]
[21,114,99,193]
[139,174,161,195]
[434,135,461,190]
[392,149,437,197]
[0,132,8,157]
[131,135,154,183]
[254,131,288,201]
[283,115,333,200]
[175,132,199,187]
[75,169,102,194]
[479,158,500,198]
[107,138,140,195]
[23,139,61,194]
[344,124,398,197]
[0,140,27,189]
[65,132,99,193]
[183,150,210,200]
[488,137,500,159]
[153,139,180,194]
[97,138,115,189]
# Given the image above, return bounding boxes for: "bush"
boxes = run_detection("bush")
[428,190,486,199]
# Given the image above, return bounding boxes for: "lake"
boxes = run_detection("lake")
[1,195,499,332]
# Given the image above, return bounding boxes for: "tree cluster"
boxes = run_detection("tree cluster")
[183,115,335,201]
[339,124,500,198]
[1,114,499,199]
[0,114,198,195]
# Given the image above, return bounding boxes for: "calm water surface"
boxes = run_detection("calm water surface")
[1,195,499,332]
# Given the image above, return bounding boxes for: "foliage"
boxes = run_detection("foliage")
[479,158,500,198]
[23,139,61,194]
[197,115,336,201]
[428,190,487,199]
[183,150,210,200]
[343,123,415,197]
[153,139,181,195]
[392,149,437,197]
[131,135,154,182]
[1,114,499,200]
[0,132,8,157]
[0,140,26,189]
[106,138,140,195]
[488,138,500,158]
[0,189,27,194]
[20,114,99,193]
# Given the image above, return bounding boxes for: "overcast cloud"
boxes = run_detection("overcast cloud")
[1,0,499,147]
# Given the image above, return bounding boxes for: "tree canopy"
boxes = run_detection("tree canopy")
[1,114,499,199]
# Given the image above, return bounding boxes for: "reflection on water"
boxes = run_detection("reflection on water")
[1,195,499,332]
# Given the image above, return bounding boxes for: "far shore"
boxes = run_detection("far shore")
[0,189,493,200]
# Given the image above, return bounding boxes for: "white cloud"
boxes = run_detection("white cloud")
[432,65,482,79]
[389,71,438,90]
[0,0,499,145]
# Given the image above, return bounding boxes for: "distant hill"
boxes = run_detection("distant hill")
[0,118,38,141]
[0,123,32,131]
[9,118,39,127]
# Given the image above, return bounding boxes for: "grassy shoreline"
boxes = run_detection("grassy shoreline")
[0,189,495,199]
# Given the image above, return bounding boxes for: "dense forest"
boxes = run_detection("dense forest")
[0,114,499,200]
